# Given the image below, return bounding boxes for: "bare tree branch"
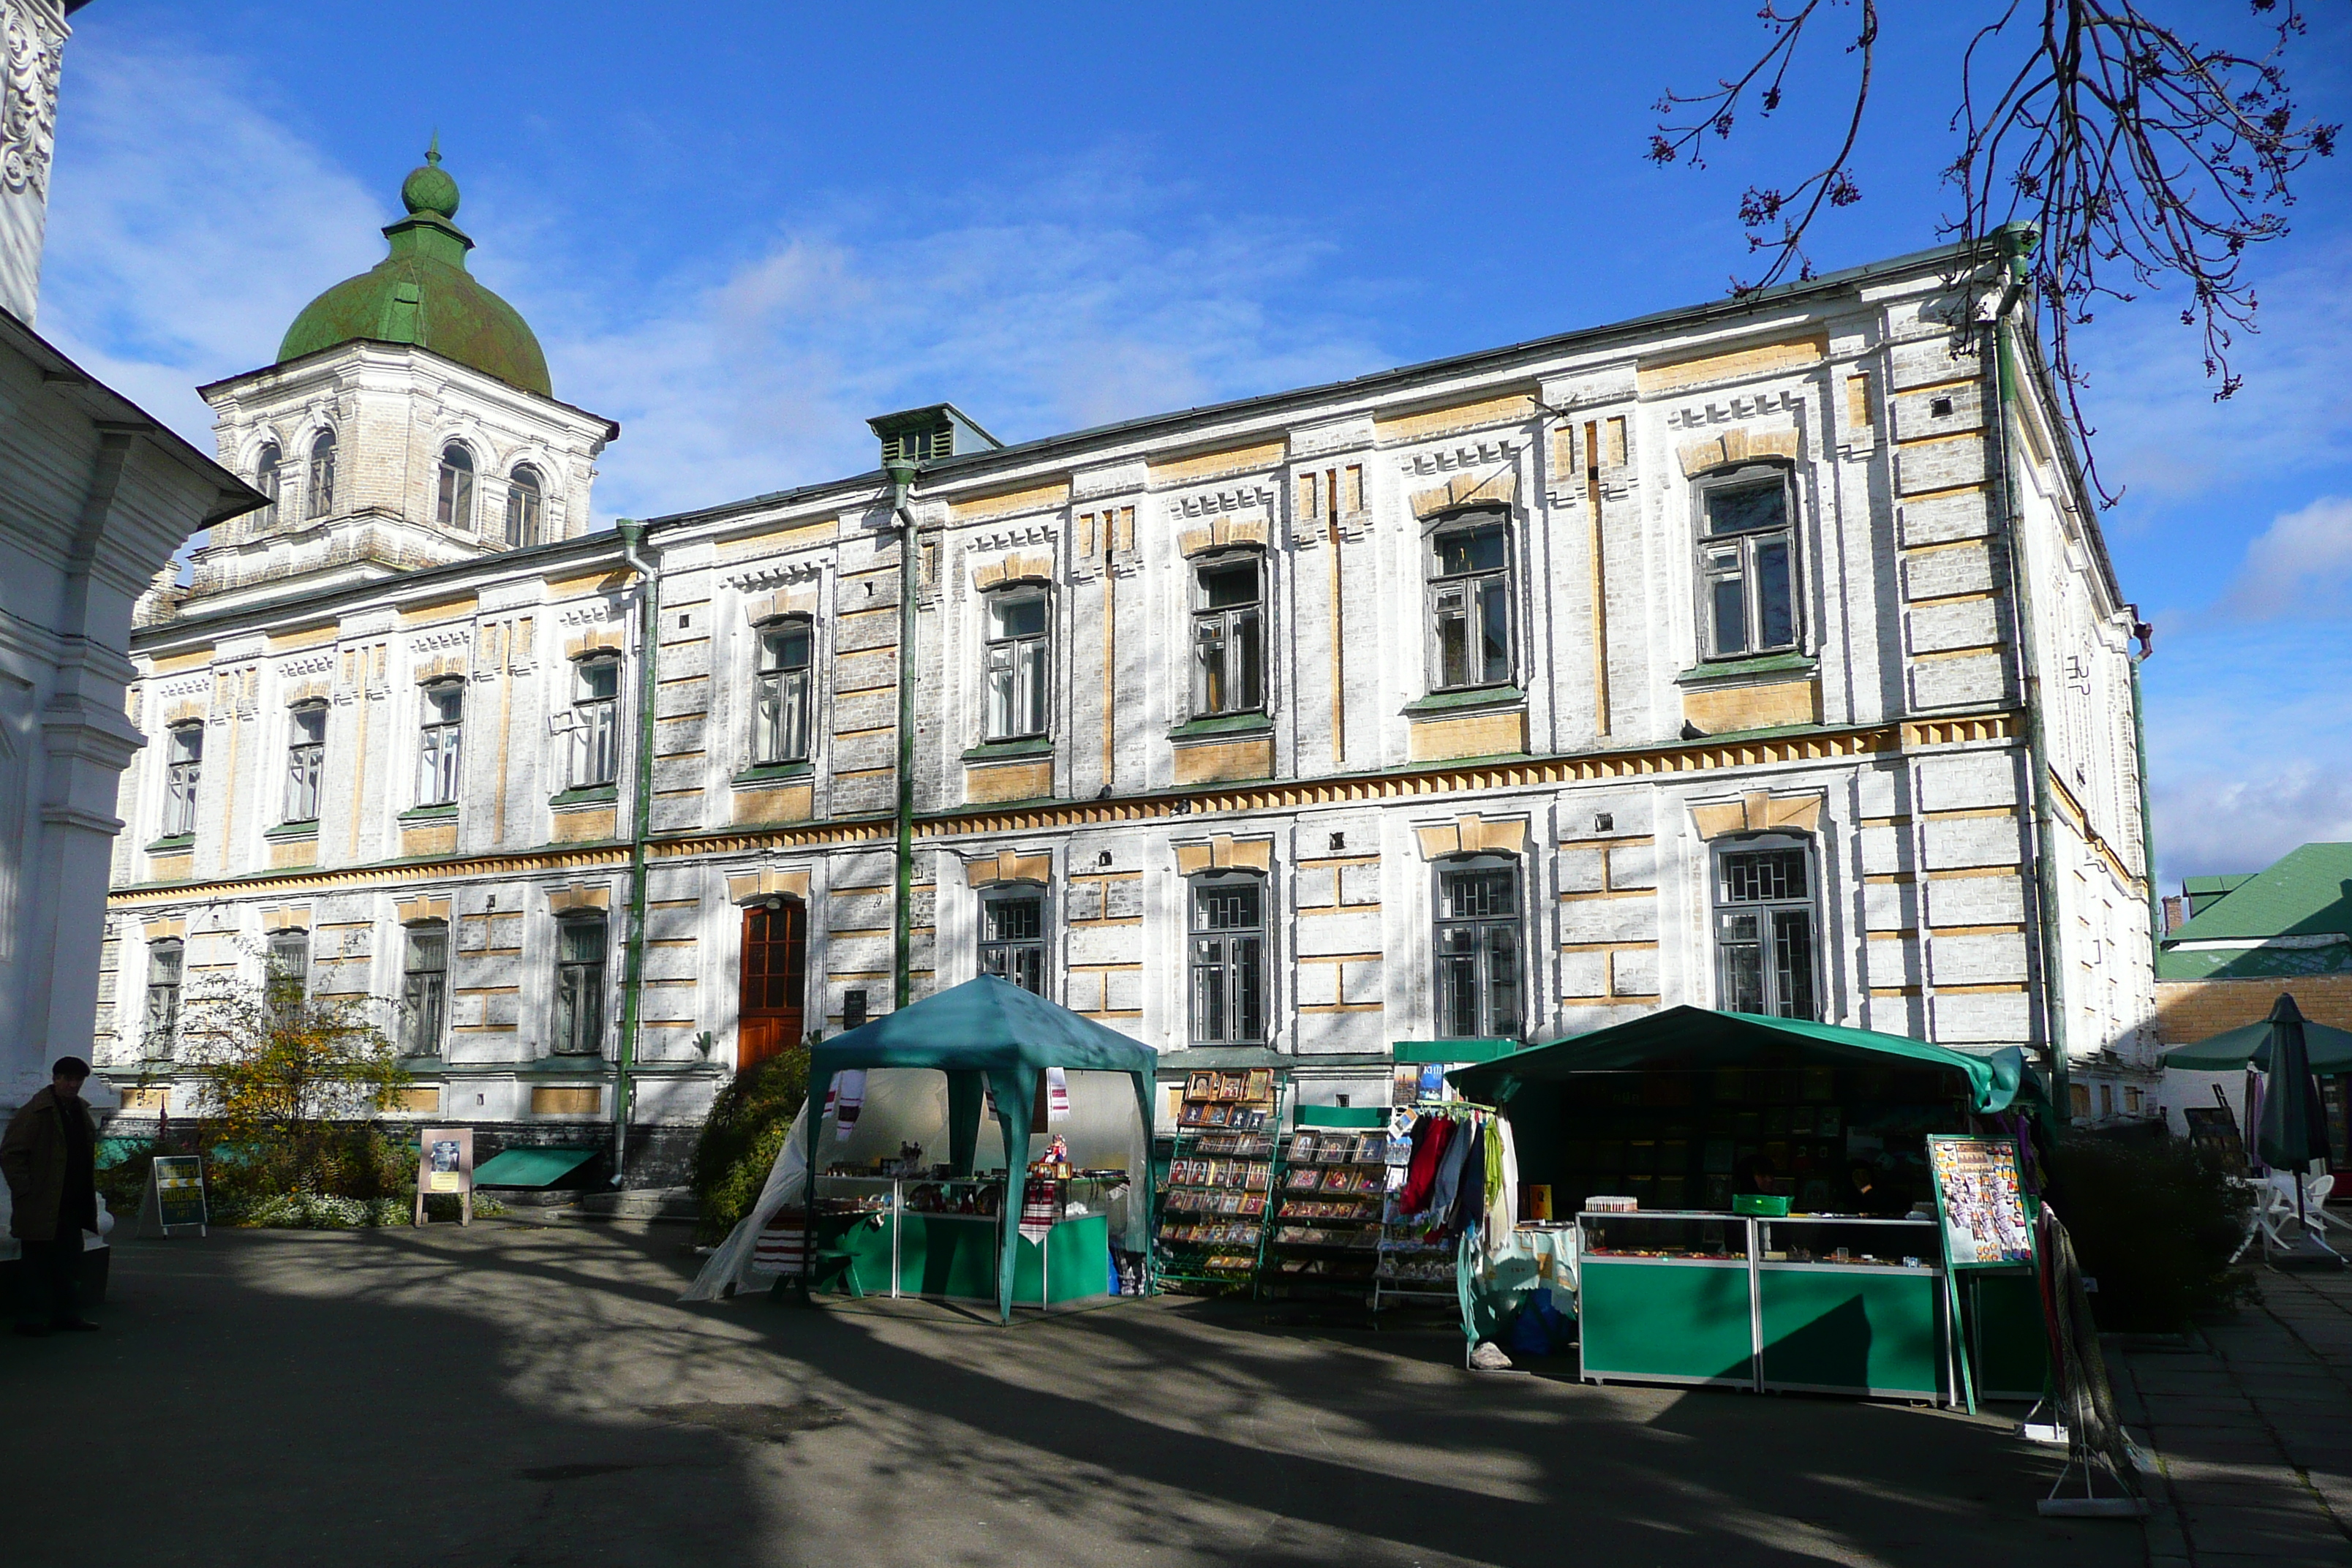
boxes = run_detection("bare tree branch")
[1652,1,2339,503]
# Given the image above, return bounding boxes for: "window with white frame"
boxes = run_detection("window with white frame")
[268,930,310,1004]
[437,443,475,530]
[505,464,543,546]
[552,915,607,1054]
[978,889,1045,995]
[570,655,620,787]
[399,921,448,1057]
[1189,871,1267,1046]
[983,585,1049,741]
[1191,554,1264,717]
[417,681,463,806]
[1695,462,1799,660]
[253,441,282,529]
[1428,514,1513,691]
[162,723,203,837]
[306,430,337,519]
[144,938,184,1050]
[755,618,814,764]
[283,703,325,822]
[1712,834,1820,1019]
[1433,854,1522,1039]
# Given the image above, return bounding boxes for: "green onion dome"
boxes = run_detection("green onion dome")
[276,142,552,398]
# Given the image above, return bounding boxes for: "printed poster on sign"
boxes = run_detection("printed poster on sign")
[412,1127,475,1226]
[139,1155,209,1237]
[1924,1135,2033,1268]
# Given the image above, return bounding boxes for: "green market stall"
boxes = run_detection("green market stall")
[1452,1007,2047,1402]
[802,975,1158,1323]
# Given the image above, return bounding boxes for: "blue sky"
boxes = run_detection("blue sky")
[41,1,2352,890]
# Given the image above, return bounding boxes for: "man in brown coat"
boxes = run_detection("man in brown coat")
[1,1056,102,1334]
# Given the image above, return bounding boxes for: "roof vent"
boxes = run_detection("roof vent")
[866,403,1002,469]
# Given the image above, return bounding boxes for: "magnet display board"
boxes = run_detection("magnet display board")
[1924,1135,2033,1268]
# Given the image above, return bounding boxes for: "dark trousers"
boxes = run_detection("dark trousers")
[11,1236,83,1328]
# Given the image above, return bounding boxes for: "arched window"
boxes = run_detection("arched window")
[437,443,476,530]
[253,442,282,528]
[755,617,814,764]
[1694,461,1800,659]
[984,584,1049,741]
[505,464,543,546]
[306,431,337,519]
[1427,511,1514,692]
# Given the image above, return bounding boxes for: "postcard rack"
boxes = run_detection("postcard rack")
[1262,1125,1389,1302]
[1153,1068,1286,1293]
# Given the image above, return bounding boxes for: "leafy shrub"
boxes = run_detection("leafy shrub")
[97,1126,500,1228]
[215,1190,506,1229]
[2043,1131,2258,1331]
[687,1044,810,1243]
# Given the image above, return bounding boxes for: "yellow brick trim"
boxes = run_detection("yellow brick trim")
[947,480,1071,523]
[1147,440,1285,487]
[1373,391,1539,443]
[1637,333,1827,395]
[397,594,478,627]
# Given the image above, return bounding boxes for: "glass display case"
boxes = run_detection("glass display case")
[1576,1210,1954,1401]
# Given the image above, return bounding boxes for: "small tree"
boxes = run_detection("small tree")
[177,957,412,1194]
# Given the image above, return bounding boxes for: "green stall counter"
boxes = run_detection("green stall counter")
[807,1177,1115,1309]
[1580,1256,1756,1387]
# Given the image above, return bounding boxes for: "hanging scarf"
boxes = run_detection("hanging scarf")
[1447,1122,1488,1232]
[1398,1115,1451,1213]
[1426,1115,1475,1222]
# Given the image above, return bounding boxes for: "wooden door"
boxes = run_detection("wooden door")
[739,901,807,1070]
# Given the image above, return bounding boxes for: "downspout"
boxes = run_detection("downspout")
[2128,620,2161,1089]
[611,518,660,1181]
[1986,225,2071,1117]
[885,459,919,1012]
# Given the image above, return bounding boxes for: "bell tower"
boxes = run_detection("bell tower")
[157,143,618,619]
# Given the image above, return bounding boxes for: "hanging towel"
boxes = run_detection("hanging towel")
[833,1068,867,1142]
[1398,1115,1451,1213]
[1484,1116,1519,1257]
[1426,1116,1474,1223]
[1047,1066,1071,1123]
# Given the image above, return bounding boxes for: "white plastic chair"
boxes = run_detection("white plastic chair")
[2239,1170,2344,1262]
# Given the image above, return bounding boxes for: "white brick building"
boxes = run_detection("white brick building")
[99,158,2161,1175]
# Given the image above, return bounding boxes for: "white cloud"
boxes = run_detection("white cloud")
[2212,495,2352,622]
[39,39,1393,528]
[39,41,382,446]
[2071,235,2352,508]
[2153,764,2352,885]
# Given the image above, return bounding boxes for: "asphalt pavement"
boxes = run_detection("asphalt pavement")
[1,1221,2149,1567]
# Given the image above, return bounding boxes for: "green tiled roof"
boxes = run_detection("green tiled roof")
[2157,843,2352,981]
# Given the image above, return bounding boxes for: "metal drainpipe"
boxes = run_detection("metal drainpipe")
[2128,627,2160,963]
[1986,227,2071,1117]
[885,459,919,1011]
[611,518,660,1182]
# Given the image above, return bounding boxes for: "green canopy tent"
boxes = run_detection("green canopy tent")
[804,975,1158,1324]
[1450,1006,2031,1113]
[2160,1010,2352,1074]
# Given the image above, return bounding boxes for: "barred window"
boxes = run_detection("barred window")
[1428,516,1513,691]
[284,703,325,823]
[755,619,813,764]
[400,923,448,1057]
[162,724,203,837]
[1189,872,1266,1047]
[417,681,463,806]
[505,464,543,546]
[437,443,475,530]
[978,892,1045,995]
[552,916,608,1054]
[1434,855,1522,1039]
[1714,836,1820,1020]
[1696,464,1799,659]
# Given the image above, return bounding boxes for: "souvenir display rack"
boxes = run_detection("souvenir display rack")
[1263,1125,1389,1300]
[1373,1102,1491,1314]
[1153,1068,1284,1292]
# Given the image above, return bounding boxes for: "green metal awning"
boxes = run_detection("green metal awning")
[472,1146,599,1188]
[1392,1039,1520,1065]
[1448,1006,2028,1113]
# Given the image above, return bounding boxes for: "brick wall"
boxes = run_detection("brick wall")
[2152,974,2352,1043]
